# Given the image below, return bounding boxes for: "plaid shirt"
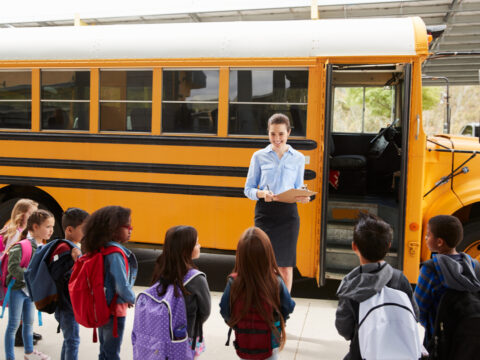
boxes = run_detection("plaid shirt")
[414,254,467,341]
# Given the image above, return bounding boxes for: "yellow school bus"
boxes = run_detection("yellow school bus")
[0,17,478,284]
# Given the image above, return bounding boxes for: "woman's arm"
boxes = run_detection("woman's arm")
[244,153,262,200]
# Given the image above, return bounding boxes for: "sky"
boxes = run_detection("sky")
[0,0,405,23]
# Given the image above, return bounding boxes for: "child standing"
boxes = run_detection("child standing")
[4,209,53,360]
[134,225,211,358]
[414,215,480,344]
[81,205,137,360]
[335,213,418,360]
[51,208,89,360]
[220,227,295,360]
[0,199,40,347]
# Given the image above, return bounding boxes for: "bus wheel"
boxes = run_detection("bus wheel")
[458,221,480,261]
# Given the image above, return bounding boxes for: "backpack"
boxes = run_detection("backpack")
[427,285,480,360]
[131,268,204,360]
[357,284,423,360]
[0,239,33,318]
[25,239,77,314]
[225,273,274,360]
[68,245,128,342]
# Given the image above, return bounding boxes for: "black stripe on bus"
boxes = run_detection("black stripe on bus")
[0,175,245,198]
[0,132,317,150]
[0,157,317,180]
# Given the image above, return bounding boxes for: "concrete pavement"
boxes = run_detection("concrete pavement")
[1,288,349,359]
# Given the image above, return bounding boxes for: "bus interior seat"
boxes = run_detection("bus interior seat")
[329,134,367,195]
[130,108,151,132]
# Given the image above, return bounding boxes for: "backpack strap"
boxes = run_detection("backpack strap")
[100,246,129,339]
[0,279,15,318]
[19,239,33,268]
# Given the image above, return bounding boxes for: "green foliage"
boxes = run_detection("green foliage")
[422,87,442,111]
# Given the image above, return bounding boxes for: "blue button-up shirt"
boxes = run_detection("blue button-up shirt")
[244,144,305,200]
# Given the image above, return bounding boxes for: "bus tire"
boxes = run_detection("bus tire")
[0,196,63,239]
[458,221,480,261]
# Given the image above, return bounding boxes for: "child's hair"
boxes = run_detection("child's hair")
[1,198,38,245]
[81,205,131,253]
[151,225,198,298]
[428,215,463,248]
[353,212,392,262]
[62,207,89,231]
[267,113,291,132]
[228,227,286,349]
[21,209,54,239]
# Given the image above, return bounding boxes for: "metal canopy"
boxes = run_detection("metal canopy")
[1,0,479,85]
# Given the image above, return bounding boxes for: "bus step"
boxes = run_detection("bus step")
[326,222,354,246]
[327,201,379,224]
[325,246,399,276]
[325,271,346,280]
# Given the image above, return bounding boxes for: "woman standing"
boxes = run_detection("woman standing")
[244,113,309,292]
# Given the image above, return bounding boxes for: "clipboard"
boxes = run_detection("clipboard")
[274,188,317,203]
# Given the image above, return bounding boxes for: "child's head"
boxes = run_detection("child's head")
[151,225,199,295]
[234,227,279,278]
[22,209,55,243]
[62,207,89,244]
[82,205,131,253]
[3,199,38,243]
[11,199,38,228]
[353,212,392,263]
[427,215,463,253]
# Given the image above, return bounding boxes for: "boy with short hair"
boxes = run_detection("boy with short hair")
[414,215,480,344]
[335,212,418,360]
[51,207,89,360]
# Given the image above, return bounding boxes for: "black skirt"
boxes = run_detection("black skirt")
[254,199,300,267]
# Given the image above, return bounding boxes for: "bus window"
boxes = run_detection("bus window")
[41,70,90,131]
[228,69,308,136]
[333,86,396,133]
[0,71,31,129]
[100,70,152,132]
[162,70,218,134]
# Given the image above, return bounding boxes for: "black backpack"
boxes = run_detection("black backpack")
[427,289,480,360]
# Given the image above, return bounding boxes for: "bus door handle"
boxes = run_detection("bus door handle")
[408,241,419,256]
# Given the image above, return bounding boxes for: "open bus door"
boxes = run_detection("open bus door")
[318,63,412,285]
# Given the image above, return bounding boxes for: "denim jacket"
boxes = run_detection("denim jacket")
[103,242,137,306]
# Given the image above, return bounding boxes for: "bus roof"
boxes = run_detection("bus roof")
[0,17,427,61]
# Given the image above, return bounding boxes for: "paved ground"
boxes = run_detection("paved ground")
[1,288,349,360]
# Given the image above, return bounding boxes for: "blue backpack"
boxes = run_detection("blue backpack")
[25,239,77,313]
[132,269,204,360]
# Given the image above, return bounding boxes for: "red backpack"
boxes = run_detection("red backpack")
[225,273,274,360]
[0,239,33,318]
[68,246,128,342]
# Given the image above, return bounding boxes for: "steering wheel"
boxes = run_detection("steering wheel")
[369,118,399,144]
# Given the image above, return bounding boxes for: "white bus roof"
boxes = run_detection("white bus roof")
[0,17,426,61]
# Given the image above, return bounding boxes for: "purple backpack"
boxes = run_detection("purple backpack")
[132,268,204,360]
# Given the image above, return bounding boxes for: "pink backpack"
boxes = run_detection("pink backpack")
[0,239,33,318]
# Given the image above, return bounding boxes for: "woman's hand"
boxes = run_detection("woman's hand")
[258,190,275,202]
[296,196,310,204]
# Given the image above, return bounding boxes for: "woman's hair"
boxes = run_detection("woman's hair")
[82,205,131,253]
[228,227,286,349]
[21,209,54,239]
[151,225,198,298]
[267,113,291,132]
[2,199,38,245]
